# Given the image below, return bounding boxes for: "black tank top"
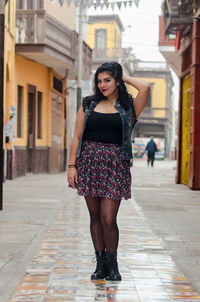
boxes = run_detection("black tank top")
[84,111,123,145]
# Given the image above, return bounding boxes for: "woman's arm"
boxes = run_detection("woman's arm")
[67,106,85,188]
[123,73,150,118]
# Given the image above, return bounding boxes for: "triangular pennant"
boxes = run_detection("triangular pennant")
[116,1,122,9]
[123,1,127,7]
[87,0,93,7]
[128,0,132,7]
[110,2,115,10]
[74,0,80,6]
[58,0,64,6]
[66,0,72,6]
[100,2,104,9]
[96,0,101,6]
[133,0,139,7]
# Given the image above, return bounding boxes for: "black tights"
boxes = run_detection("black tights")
[85,196,121,254]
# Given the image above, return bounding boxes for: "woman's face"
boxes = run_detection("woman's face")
[97,72,118,98]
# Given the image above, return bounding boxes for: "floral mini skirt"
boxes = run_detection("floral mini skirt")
[76,140,131,201]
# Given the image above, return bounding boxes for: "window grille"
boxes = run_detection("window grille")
[17,86,23,138]
[53,76,63,94]
[37,91,42,139]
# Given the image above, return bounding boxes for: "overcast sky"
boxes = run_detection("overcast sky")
[88,0,164,61]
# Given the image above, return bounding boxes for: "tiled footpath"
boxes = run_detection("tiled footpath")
[7,164,200,301]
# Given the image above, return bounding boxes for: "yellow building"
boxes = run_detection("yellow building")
[83,14,126,97]
[4,0,16,177]
[130,61,174,159]
[4,0,92,179]
[87,15,123,62]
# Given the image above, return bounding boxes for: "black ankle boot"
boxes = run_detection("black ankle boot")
[91,250,107,280]
[106,252,121,281]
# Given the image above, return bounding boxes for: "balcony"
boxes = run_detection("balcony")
[162,0,197,36]
[141,107,172,122]
[92,48,121,67]
[15,10,92,79]
[158,15,181,76]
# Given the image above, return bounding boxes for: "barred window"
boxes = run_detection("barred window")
[17,86,23,138]
[16,0,23,9]
[17,0,44,10]
[37,0,44,9]
[37,91,42,139]
[53,76,63,94]
[96,29,106,50]
[27,0,34,9]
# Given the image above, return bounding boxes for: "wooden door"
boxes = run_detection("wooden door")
[181,75,190,185]
[27,85,36,172]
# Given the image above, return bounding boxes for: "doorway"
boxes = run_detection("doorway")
[27,85,36,173]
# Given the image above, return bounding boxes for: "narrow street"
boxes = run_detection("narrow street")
[1,160,200,301]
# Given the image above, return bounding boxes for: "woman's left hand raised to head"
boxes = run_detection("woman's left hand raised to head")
[122,72,150,118]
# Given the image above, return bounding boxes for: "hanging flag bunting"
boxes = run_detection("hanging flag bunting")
[116,1,122,10]
[51,0,140,9]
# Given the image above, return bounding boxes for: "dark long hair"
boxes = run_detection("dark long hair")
[94,62,132,110]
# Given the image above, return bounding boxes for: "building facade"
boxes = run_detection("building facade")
[4,0,92,179]
[160,0,200,189]
[129,61,174,159]
[84,14,133,96]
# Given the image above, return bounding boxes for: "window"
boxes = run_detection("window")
[16,0,44,9]
[37,91,42,139]
[37,0,44,9]
[17,86,23,138]
[146,86,152,107]
[53,76,63,94]
[27,0,34,9]
[96,29,106,50]
[16,0,23,9]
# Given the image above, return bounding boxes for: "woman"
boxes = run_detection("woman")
[67,62,150,281]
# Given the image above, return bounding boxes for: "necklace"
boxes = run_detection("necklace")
[107,99,116,107]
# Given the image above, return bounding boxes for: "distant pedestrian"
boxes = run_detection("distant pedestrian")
[67,62,150,281]
[145,137,158,167]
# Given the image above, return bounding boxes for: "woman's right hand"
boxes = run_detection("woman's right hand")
[67,167,78,188]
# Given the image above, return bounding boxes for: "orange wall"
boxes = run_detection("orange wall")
[15,55,51,147]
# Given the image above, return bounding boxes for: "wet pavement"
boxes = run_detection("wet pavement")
[6,161,200,302]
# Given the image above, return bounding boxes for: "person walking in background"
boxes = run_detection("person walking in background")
[67,62,150,281]
[145,137,158,167]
